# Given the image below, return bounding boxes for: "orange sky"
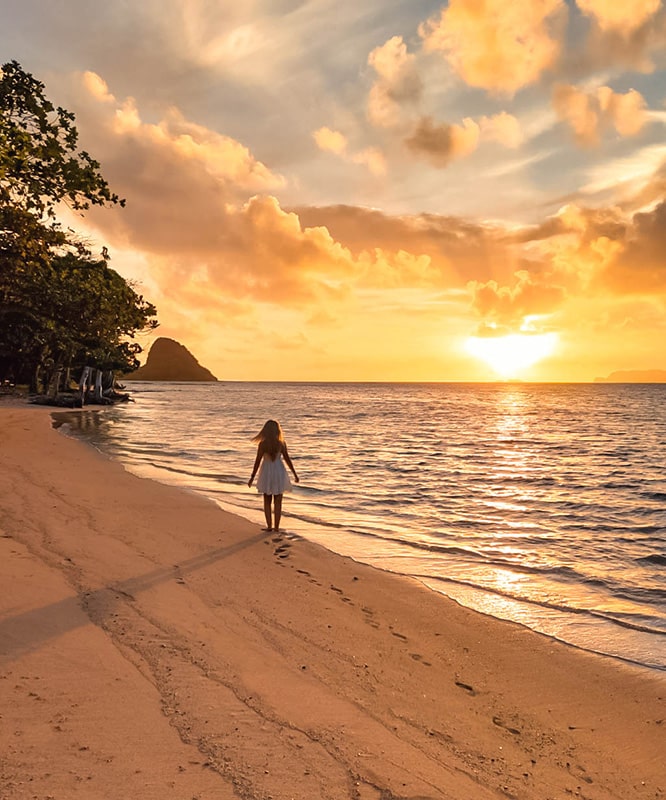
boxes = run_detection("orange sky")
[4,0,666,381]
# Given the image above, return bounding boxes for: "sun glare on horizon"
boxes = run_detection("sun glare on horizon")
[465,333,558,379]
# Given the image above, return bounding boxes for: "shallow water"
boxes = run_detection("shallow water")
[55,381,666,671]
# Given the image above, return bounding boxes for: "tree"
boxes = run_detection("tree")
[0,60,123,218]
[0,61,157,393]
[45,252,158,374]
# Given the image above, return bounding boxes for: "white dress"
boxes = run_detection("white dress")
[256,453,293,495]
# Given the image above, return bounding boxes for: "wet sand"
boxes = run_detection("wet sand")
[1,404,664,799]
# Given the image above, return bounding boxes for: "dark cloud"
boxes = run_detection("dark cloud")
[290,204,523,284]
[605,199,666,292]
[564,7,666,76]
[403,116,479,167]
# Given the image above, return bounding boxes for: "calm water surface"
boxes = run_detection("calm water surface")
[55,382,666,671]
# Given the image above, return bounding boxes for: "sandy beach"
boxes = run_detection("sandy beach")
[0,404,664,800]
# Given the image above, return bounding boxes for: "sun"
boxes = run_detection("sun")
[465,332,558,379]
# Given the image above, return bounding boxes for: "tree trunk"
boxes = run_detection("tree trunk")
[77,366,90,406]
[92,370,104,403]
[47,365,63,399]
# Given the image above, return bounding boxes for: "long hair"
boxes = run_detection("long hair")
[252,419,285,459]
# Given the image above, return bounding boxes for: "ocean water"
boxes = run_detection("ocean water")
[54,381,666,671]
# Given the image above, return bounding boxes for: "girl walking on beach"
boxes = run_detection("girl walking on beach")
[248,419,299,532]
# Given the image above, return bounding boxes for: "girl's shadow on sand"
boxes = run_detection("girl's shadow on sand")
[0,531,265,662]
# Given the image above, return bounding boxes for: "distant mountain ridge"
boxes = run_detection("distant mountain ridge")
[124,337,218,382]
[594,369,666,383]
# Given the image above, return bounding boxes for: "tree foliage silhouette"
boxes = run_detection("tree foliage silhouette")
[0,61,157,392]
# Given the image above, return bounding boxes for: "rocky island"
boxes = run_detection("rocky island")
[124,337,218,382]
[594,369,666,383]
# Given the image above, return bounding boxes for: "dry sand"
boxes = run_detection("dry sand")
[0,403,664,800]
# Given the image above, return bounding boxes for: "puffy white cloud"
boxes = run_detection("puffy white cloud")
[553,84,648,146]
[367,35,422,127]
[479,112,525,148]
[313,127,348,155]
[312,127,386,176]
[420,0,566,95]
[81,71,115,103]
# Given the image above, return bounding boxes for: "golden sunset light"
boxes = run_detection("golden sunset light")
[3,6,666,795]
[465,333,559,379]
[2,0,666,382]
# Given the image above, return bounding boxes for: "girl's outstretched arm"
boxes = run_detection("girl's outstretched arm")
[248,444,263,487]
[282,444,299,483]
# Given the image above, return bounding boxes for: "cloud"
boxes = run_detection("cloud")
[479,112,525,148]
[506,192,666,303]
[613,151,666,210]
[578,145,666,202]
[403,111,523,166]
[468,271,567,333]
[553,83,649,145]
[79,72,284,200]
[367,35,422,127]
[290,204,537,288]
[63,68,666,380]
[206,194,356,302]
[70,73,366,306]
[312,127,386,175]
[568,4,666,73]
[82,71,115,103]
[420,0,566,95]
[313,126,348,155]
[575,0,662,34]
[289,185,666,352]
[351,148,387,176]
[602,199,666,292]
[75,72,467,311]
[75,75,481,310]
[405,116,480,166]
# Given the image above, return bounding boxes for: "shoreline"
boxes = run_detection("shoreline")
[53,402,665,674]
[1,403,664,799]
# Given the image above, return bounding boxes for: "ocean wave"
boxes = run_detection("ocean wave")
[638,490,666,501]
[415,574,666,638]
[638,553,666,566]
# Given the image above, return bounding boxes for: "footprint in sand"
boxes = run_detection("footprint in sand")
[330,584,353,603]
[409,653,432,666]
[566,762,593,784]
[492,716,521,735]
[361,607,380,629]
[455,680,476,696]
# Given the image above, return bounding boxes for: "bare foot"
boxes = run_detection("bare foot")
[261,526,273,532]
